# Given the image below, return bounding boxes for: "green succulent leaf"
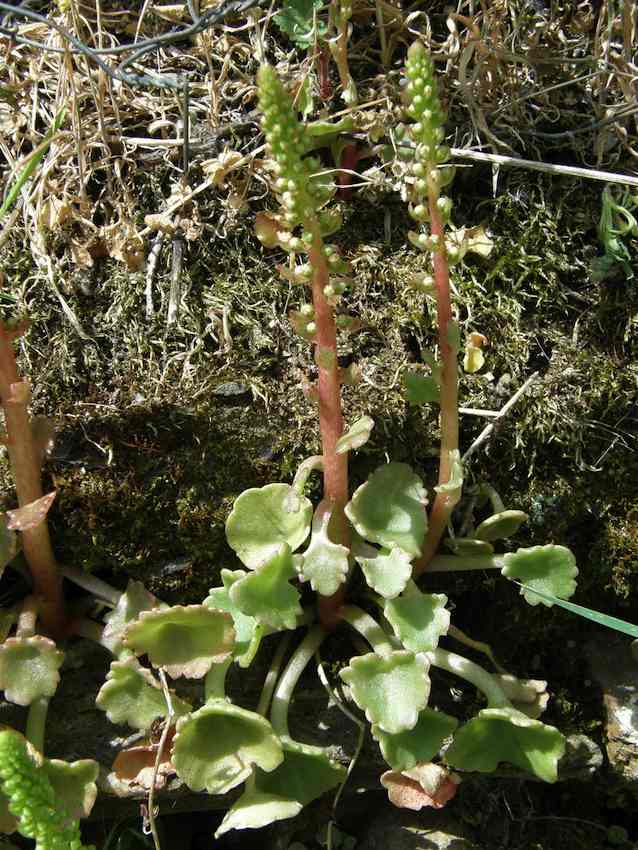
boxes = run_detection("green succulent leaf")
[204,570,265,667]
[345,463,428,557]
[215,790,302,836]
[42,758,99,820]
[384,582,449,653]
[403,372,440,406]
[124,605,235,678]
[335,416,374,454]
[102,580,167,656]
[0,635,63,706]
[354,543,412,599]
[445,538,494,557]
[340,650,430,734]
[372,707,458,771]
[501,545,578,607]
[297,501,349,596]
[215,737,346,837]
[474,510,528,542]
[434,449,463,496]
[172,699,283,795]
[444,707,565,783]
[273,0,326,47]
[96,656,191,730]
[230,544,303,631]
[226,483,313,569]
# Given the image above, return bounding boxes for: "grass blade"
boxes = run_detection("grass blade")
[0,108,66,222]
[514,582,638,639]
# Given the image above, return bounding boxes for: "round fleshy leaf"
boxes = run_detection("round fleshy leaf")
[339,651,430,734]
[372,707,458,771]
[345,463,428,557]
[43,758,99,820]
[124,605,234,678]
[355,545,412,599]
[475,510,528,542]
[96,656,191,730]
[172,699,283,795]
[445,538,494,557]
[108,730,177,794]
[0,636,63,706]
[297,501,349,597]
[204,570,265,667]
[102,580,167,656]
[384,583,449,653]
[444,707,565,782]
[215,737,346,837]
[225,483,313,569]
[501,545,578,607]
[229,544,302,631]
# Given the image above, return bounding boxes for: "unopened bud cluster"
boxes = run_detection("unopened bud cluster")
[403,42,454,225]
[258,65,326,229]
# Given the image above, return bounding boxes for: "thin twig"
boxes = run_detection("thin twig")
[147,669,175,850]
[462,372,539,462]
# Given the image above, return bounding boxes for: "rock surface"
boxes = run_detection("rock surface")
[587,633,638,788]
[357,807,480,850]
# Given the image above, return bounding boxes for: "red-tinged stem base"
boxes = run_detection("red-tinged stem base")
[0,325,66,637]
[308,230,349,628]
[413,185,459,578]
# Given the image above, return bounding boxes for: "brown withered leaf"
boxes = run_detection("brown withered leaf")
[7,491,56,531]
[201,151,243,188]
[39,196,73,231]
[109,728,177,794]
[380,763,460,811]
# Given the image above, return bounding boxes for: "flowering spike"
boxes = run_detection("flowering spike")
[257,66,320,227]
[404,42,452,206]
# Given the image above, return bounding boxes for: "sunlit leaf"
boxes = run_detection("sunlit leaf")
[226,484,313,569]
[501,545,578,607]
[340,650,430,734]
[345,463,428,557]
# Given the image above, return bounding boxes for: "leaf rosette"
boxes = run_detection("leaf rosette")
[345,463,428,558]
[204,569,265,667]
[297,501,349,597]
[339,650,430,734]
[225,483,313,569]
[101,580,167,656]
[474,510,528,542]
[354,543,412,599]
[372,707,458,771]
[96,656,191,730]
[0,635,63,706]
[215,737,346,836]
[444,706,565,782]
[124,605,234,678]
[501,545,578,607]
[172,700,283,795]
[384,583,449,653]
[229,544,303,631]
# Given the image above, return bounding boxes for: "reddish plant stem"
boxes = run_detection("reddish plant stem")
[0,324,66,637]
[413,184,460,578]
[308,228,349,629]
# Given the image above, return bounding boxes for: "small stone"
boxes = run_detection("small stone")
[213,382,250,399]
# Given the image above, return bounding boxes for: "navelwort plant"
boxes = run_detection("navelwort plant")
[0,41,583,845]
